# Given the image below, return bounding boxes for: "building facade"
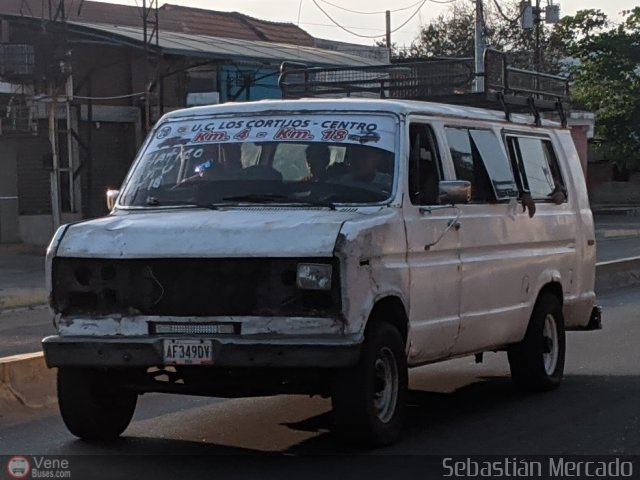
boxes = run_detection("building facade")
[0,2,383,244]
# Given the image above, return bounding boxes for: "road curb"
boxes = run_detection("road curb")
[595,256,640,292]
[0,289,48,311]
[592,206,640,216]
[0,352,56,415]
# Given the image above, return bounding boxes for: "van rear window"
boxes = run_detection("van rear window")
[445,127,518,202]
[507,136,565,200]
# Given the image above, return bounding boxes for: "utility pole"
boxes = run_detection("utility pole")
[534,0,542,71]
[385,10,391,51]
[48,84,61,230]
[474,0,486,93]
[46,0,71,230]
[141,0,160,131]
[521,1,561,71]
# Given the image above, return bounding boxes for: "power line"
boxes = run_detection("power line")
[493,0,527,25]
[74,92,146,100]
[315,0,425,15]
[296,0,303,26]
[391,2,431,34]
[311,0,428,39]
[300,21,386,32]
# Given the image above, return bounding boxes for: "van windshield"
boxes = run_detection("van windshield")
[119,114,396,208]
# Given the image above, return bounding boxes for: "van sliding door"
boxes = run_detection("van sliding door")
[444,126,528,355]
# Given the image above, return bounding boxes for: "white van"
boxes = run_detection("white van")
[42,61,601,446]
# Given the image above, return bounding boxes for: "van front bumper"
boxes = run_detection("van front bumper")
[41,335,362,369]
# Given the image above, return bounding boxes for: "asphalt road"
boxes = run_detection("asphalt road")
[597,235,640,262]
[595,214,640,261]
[0,306,53,357]
[0,286,639,473]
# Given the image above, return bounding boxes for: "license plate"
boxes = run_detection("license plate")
[163,339,213,365]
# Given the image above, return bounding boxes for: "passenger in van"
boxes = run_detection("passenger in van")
[340,146,392,192]
[300,144,331,182]
[521,191,536,218]
[549,165,567,204]
[520,170,566,216]
[549,185,567,204]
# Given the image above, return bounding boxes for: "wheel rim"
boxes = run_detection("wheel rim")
[543,314,559,375]
[372,346,399,423]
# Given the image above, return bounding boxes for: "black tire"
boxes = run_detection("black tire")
[57,367,137,441]
[508,293,565,391]
[331,321,408,447]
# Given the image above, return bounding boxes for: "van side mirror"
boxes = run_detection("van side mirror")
[106,189,119,211]
[439,181,471,205]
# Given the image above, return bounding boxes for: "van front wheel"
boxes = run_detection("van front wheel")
[57,367,137,441]
[331,322,408,446]
[508,293,565,391]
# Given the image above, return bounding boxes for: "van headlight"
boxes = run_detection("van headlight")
[296,263,333,291]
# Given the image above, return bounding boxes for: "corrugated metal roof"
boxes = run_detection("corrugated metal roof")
[0,0,315,47]
[66,21,383,67]
[159,5,316,47]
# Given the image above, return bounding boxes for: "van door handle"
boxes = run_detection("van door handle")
[424,208,462,250]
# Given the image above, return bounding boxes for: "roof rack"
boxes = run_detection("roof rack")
[278,49,570,127]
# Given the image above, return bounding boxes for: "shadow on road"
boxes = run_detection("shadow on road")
[4,373,639,460]
[284,374,640,455]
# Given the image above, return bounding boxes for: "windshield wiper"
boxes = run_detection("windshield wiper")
[222,194,336,210]
[145,196,220,210]
[222,193,287,202]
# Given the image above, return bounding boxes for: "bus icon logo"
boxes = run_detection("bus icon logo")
[7,456,30,479]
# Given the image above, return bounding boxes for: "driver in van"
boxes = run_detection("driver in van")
[301,144,331,182]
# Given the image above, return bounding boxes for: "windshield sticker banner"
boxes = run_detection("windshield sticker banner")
[150,115,396,152]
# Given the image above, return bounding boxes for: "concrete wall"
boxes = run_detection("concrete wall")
[0,198,19,243]
[570,125,589,178]
[19,213,82,246]
[0,137,19,243]
[589,181,640,205]
[587,162,614,193]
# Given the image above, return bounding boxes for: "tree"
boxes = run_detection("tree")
[387,2,640,168]
[560,8,640,170]
[397,0,561,72]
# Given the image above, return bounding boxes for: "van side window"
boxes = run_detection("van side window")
[445,127,518,202]
[507,136,566,201]
[409,124,442,205]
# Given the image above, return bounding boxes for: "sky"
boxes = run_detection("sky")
[99,0,640,46]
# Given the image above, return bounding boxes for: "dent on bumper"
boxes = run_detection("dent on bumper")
[42,335,362,368]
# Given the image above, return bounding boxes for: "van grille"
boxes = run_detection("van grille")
[52,258,341,317]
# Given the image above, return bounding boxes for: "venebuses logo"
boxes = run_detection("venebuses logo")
[7,456,30,479]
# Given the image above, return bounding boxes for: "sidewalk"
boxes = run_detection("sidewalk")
[0,244,47,310]
[0,211,639,311]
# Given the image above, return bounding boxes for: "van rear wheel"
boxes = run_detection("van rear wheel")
[57,367,137,441]
[331,322,408,446]
[508,293,565,391]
